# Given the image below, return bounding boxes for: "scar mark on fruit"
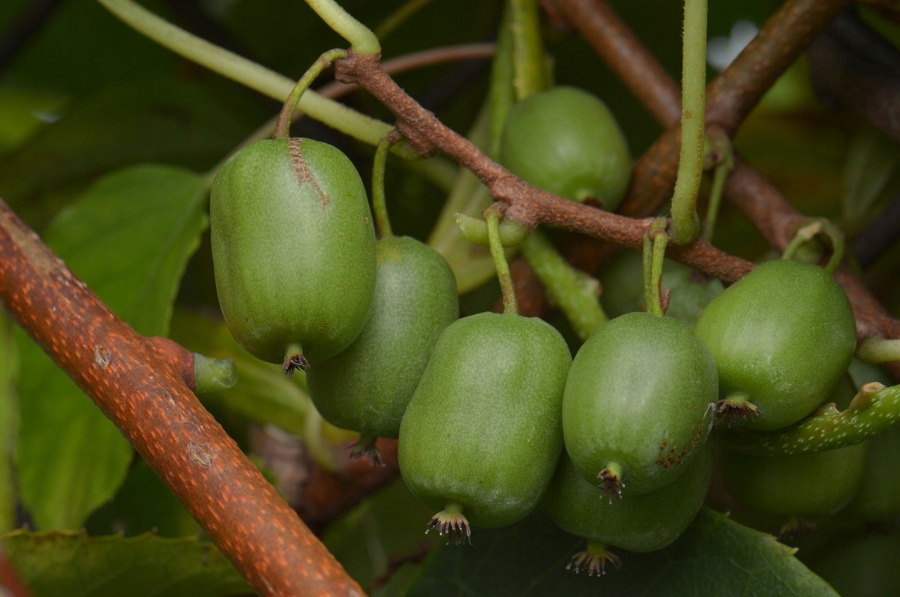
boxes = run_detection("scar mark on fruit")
[657,424,707,469]
[288,138,330,208]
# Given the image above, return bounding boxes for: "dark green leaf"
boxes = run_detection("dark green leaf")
[0,529,250,597]
[404,508,838,596]
[0,314,18,532]
[16,165,209,530]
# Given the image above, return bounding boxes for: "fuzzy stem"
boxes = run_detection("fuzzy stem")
[721,382,900,455]
[858,336,900,364]
[669,0,708,244]
[191,353,237,394]
[519,230,607,340]
[274,48,347,140]
[487,208,519,315]
[701,131,735,243]
[643,219,669,317]
[371,134,395,238]
[781,218,846,274]
[304,0,381,55]
[96,0,392,147]
[509,0,548,101]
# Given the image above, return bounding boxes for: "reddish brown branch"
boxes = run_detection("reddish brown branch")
[706,0,853,135]
[551,0,681,128]
[336,0,900,347]
[0,200,363,596]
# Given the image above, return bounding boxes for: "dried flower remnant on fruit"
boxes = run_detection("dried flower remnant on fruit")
[282,353,310,378]
[597,467,623,501]
[567,542,622,576]
[427,508,472,545]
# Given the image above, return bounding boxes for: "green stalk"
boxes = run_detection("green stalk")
[669,0,708,245]
[97,0,394,148]
[642,219,669,317]
[305,0,381,55]
[508,0,548,101]
[371,134,394,238]
[857,337,900,364]
[781,218,846,274]
[274,48,348,140]
[487,209,519,315]
[192,353,237,394]
[701,132,734,243]
[519,231,606,340]
[721,382,900,456]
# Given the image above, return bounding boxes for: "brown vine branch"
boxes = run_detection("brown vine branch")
[335,0,900,351]
[0,199,363,596]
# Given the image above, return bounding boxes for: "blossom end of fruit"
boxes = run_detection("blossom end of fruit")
[566,542,622,576]
[426,508,472,545]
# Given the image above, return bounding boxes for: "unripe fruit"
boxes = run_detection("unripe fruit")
[562,312,717,496]
[544,442,713,567]
[210,138,376,365]
[499,86,632,210]
[398,312,571,540]
[693,259,857,431]
[718,442,867,517]
[306,236,458,444]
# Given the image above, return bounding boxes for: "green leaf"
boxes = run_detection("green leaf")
[44,165,210,336]
[0,314,18,532]
[0,79,260,214]
[404,508,838,596]
[169,309,313,438]
[0,529,250,597]
[16,165,210,530]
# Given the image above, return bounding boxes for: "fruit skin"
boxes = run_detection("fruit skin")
[398,312,571,529]
[600,250,724,325]
[499,86,631,210]
[306,236,458,439]
[693,259,857,431]
[543,442,714,553]
[210,138,376,364]
[562,312,717,496]
[718,442,867,517]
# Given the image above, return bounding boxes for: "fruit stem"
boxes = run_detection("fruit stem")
[857,336,900,364]
[304,0,381,56]
[567,541,622,576]
[371,133,395,238]
[486,207,519,316]
[519,230,607,340]
[427,502,472,545]
[642,218,669,317]
[507,0,549,102]
[191,353,237,394]
[274,48,348,140]
[720,382,900,456]
[701,130,734,243]
[97,0,396,149]
[781,218,846,274]
[669,0,708,245]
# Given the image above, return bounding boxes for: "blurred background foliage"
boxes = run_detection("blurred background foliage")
[1,0,899,595]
